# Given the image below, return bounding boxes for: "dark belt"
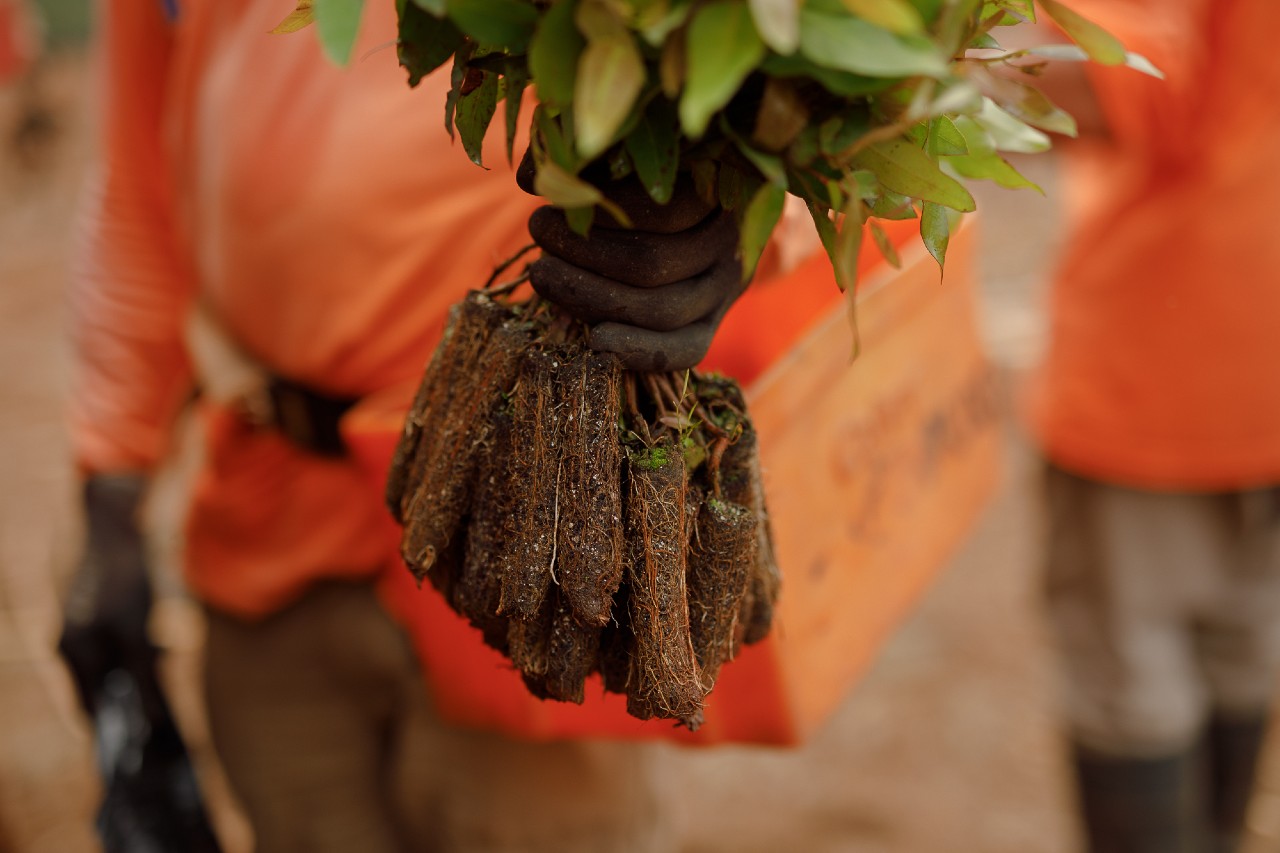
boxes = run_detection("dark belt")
[265,376,360,458]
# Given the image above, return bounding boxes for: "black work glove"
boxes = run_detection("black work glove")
[58,474,155,716]
[517,152,747,372]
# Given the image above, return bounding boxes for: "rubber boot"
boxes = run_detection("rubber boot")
[1207,712,1269,853]
[1071,743,1209,853]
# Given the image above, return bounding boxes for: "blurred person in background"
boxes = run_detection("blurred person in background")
[1023,0,1280,850]
[55,1,753,850]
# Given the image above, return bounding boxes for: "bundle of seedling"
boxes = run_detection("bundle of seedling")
[382,289,779,727]
[280,0,1156,726]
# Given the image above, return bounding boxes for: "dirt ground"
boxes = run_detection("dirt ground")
[3,53,1280,853]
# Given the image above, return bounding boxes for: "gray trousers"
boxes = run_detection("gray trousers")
[1043,465,1280,756]
[203,581,670,853]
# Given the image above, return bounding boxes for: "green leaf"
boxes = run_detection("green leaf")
[748,0,800,54]
[972,98,1050,153]
[397,2,465,86]
[1001,84,1076,136]
[443,44,473,139]
[734,138,787,186]
[840,0,925,35]
[946,151,1042,191]
[625,98,681,204]
[850,139,976,211]
[920,201,949,272]
[446,0,538,50]
[798,10,948,78]
[411,0,446,16]
[314,0,364,65]
[457,70,500,166]
[762,54,891,97]
[868,220,901,268]
[819,110,873,158]
[834,200,865,297]
[529,0,584,107]
[870,191,917,220]
[1027,43,1164,79]
[740,183,787,279]
[1037,0,1124,65]
[574,32,645,159]
[926,116,968,156]
[534,107,578,171]
[806,202,842,285]
[503,61,529,164]
[535,160,605,207]
[987,0,1034,21]
[718,164,757,213]
[679,1,766,138]
[566,205,596,235]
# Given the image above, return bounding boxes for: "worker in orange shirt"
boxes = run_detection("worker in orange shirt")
[1023,1,1280,850]
[55,1,752,850]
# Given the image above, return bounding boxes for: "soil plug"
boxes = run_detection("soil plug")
[687,497,756,686]
[555,350,626,627]
[624,441,705,729]
[454,408,516,654]
[542,589,602,704]
[717,412,782,646]
[497,345,572,621]
[401,310,528,581]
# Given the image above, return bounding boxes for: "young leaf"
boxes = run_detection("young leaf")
[679,1,766,138]
[1037,0,1124,65]
[919,201,949,272]
[946,151,1042,192]
[798,11,948,78]
[840,0,925,35]
[1027,43,1164,79]
[972,98,1050,153]
[529,0,584,107]
[850,139,976,211]
[625,98,681,204]
[271,1,315,35]
[575,32,646,159]
[740,183,787,280]
[748,0,801,55]
[457,70,501,166]
[314,0,365,65]
[447,0,538,50]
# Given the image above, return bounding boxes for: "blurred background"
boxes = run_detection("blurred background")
[3,3,1279,852]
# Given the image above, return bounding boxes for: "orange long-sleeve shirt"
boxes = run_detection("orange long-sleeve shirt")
[73,0,540,617]
[1024,0,1280,490]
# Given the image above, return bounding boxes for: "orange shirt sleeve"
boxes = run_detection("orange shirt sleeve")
[69,0,195,473]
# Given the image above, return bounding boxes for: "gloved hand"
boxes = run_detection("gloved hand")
[517,153,747,372]
[58,474,155,715]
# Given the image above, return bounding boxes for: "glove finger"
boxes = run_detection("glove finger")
[529,254,738,332]
[529,207,738,288]
[517,148,715,233]
[588,320,717,372]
